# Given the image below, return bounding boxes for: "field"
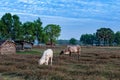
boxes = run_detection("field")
[0,46,120,80]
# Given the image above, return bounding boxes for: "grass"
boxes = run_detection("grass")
[0,46,120,80]
[16,49,41,55]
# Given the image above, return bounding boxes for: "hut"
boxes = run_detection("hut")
[15,40,33,51]
[0,40,16,54]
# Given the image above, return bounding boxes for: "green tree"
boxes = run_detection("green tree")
[96,28,114,46]
[44,24,61,45]
[0,20,6,40]
[33,18,43,44]
[22,21,35,42]
[12,15,22,40]
[1,13,12,39]
[114,31,120,45]
[0,13,22,40]
[69,38,77,45]
[80,34,95,45]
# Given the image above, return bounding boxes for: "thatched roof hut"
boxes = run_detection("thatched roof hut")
[0,40,16,54]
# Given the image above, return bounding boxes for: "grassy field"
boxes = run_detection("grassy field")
[0,46,120,80]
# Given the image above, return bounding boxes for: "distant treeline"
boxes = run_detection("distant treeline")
[66,28,120,46]
[0,13,61,45]
[80,28,120,46]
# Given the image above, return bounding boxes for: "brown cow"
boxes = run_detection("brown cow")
[60,45,81,59]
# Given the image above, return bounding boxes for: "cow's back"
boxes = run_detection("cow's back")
[67,45,80,53]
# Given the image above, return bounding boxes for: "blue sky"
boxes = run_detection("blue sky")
[0,0,120,40]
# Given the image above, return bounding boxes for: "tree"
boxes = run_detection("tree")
[1,13,12,39]
[22,21,35,42]
[80,34,96,45]
[114,31,120,45]
[44,24,61,45]
[0,13,22,40]
[33,18,43,44]
[69,38,77,45]
[12,15,22,40]
[96,28,114,46]
[0,20,6,40]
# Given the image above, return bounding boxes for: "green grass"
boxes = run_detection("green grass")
[17,50,40,55]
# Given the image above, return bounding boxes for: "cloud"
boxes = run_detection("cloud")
[18,0,36,4]
[0,0,120,39]
[0,0,120,21]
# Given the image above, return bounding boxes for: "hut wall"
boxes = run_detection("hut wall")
[0,42,16,54]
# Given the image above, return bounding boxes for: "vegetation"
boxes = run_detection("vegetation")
[0,13,22,40]
[80,33,96,45]
[96,28,114,46]
[0,47,120,80]
[22,18,43,43]
[114,31,120,45]
[44,24,61,45]
[0,13,61,45]
[80,28,120,46]
[69,38,77,45]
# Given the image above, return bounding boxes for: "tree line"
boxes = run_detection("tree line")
[80,28,120,46]
[0,13,61,45]
[69,28,120,46]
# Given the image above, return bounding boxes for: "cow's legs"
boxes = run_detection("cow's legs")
[50,57,52,66]
[69,52,72,56]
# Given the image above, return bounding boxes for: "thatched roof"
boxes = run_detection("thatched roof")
[0,40,15,46]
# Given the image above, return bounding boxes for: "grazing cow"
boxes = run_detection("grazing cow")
[38,49,53,65]
[60,45,81,59]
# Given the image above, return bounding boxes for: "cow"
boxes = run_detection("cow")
[60,45,81,59]
[38,49,53,65]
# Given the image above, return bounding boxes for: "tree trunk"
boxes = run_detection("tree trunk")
[50,38,53,47]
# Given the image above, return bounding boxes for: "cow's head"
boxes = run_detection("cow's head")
[59,50,64,55]
[59,49,70,55]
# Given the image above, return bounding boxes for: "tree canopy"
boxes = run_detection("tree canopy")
[69,38,77,45]
[33,18,43,43]
[114,31,120,45]
[96,28,114,46]
[0,13,61,45]
[44,24,61,45]
[80,28,117,46]
[80,34,96,45]
[0,13,22,40]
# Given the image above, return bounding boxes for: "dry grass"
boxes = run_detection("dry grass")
[0,46,120,80]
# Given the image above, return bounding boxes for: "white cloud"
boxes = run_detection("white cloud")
[0,0,120,21]
[18,0,37,4]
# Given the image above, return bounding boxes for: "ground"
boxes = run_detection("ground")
[0,46,120,80]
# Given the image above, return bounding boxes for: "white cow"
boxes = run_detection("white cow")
[38,49,53,65]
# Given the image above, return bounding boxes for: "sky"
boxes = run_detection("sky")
[0,0,120,40]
